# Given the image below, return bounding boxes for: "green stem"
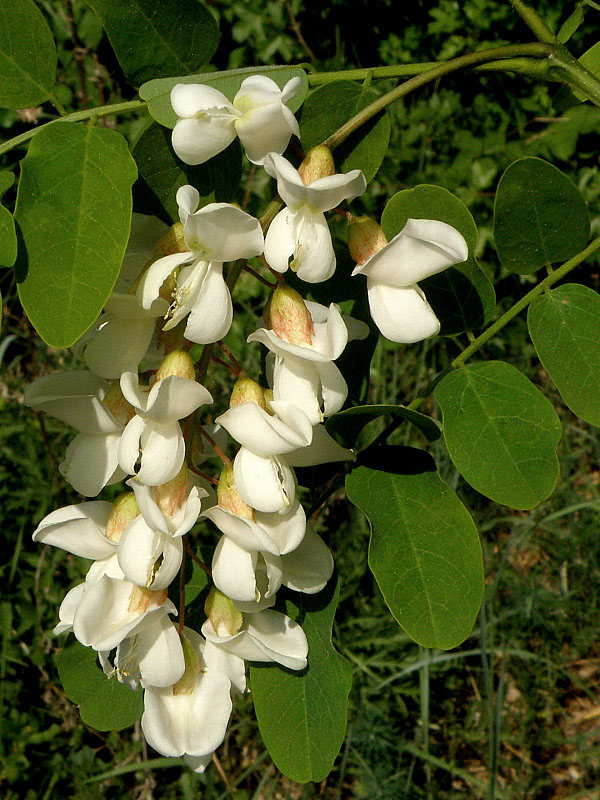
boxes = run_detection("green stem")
[0,99,147,157]
[509,0,600,105]
[307,56,550,86]
[508,0,556,42]
[451,235,600,371]
[404,235,600,410]
[321,43,553,151]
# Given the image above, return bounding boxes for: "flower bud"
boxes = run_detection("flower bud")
[103,382,136,426]
[172,634,200,696]
[155,463,189,517]
[128,585,168,614]
[217,464,255,521]
[155,350,196,382]
[348,215,388,266]
[229,376,267,411]
[105,492,140,543]
[205,587,243,637]
[263,285,314,346]
[152,223,186,260]
[298,145,336,186]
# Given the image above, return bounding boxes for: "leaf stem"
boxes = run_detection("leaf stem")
[508,0,556,42]
[0,99,147,157]
[509,0,600,105]
[321,43,553,151]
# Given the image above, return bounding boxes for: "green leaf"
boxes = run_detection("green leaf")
[528,283,600,428]
[493,158,590,274]
[57,640,143,731]
[346,446,483,649]
[15,122,137,348]
[573,41,600,100]
[327,403,441,445]
[250,576,352,783]
[141,65,308,129]
[558,5,585,43]
[0,171,14,198]
[133,123,242,224]
[0,0,57,108]
[299,81,391,183]
[0,172,16,268]
[381,185,495,333]
[434,361,562,509]
[0,206,16,267]
[86,0,219,85]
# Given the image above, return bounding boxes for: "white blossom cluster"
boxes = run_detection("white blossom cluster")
[25,75,469,773]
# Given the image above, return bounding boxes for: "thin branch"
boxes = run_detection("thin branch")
[184,540,212,578]
[321,43,553,151]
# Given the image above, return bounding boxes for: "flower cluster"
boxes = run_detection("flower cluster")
[26,74,468,772]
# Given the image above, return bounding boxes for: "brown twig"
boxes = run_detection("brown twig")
[199,425,230,465]
[217,340,245,374]
[243,264,278,289]
[184,540,212,578]
[282,0,318,66]
[211,355,241,376]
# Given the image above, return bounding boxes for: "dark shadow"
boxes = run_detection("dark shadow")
[354,444,437,475]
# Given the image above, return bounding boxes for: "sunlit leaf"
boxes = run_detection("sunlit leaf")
[0,0,57,108]
[493,158,589,274]
[250,576,352,783]
[528,283,600,427]
[299,81,391,183]
[15,122,137,347]
[435,361,562,509]
[381,184,495,333]
[558,6,585,43]
[86,0,219,85]
[346,446,483,649]
[57,640,143,731]
[141,65,308,129]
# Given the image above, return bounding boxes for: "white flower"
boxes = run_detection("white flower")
[116,474,208,591]
[24,372,129,496]
[203,495,306,556]
[211,536,282,605]
[233,447,296,513]
[99,613,186,689]
[141,630,244,770]
[280,527,334,594]
[263,153,366,282]
[118,370,212,486]
[138,187,264,344]
[32,501,116,561]
[202,607,308,671]
[352,218,468,343]
[171,76,301,166]
[216,399,313,457]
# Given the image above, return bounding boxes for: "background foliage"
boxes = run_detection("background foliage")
[1,0,600,797]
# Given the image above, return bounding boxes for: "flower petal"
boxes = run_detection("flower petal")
[171,83,234,118]
[233,449,295,513]
[263,207,297,273]
[367,280,441,343]
[183,264,233,344]
[61,432,124,496]
[33,501,114,560]
[212,536,258,603]
[171,116,236,166]
[137,250,193,310]
[216,400,312,456]
[184,203,264,263]
[354,218,468,286]
[281,528,334,594]
[136,615,185,688]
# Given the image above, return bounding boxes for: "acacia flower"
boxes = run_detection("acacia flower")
[263,153,366,282]
[171,76,301,166]
[138,186,264,344]
[350,217,468,343]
